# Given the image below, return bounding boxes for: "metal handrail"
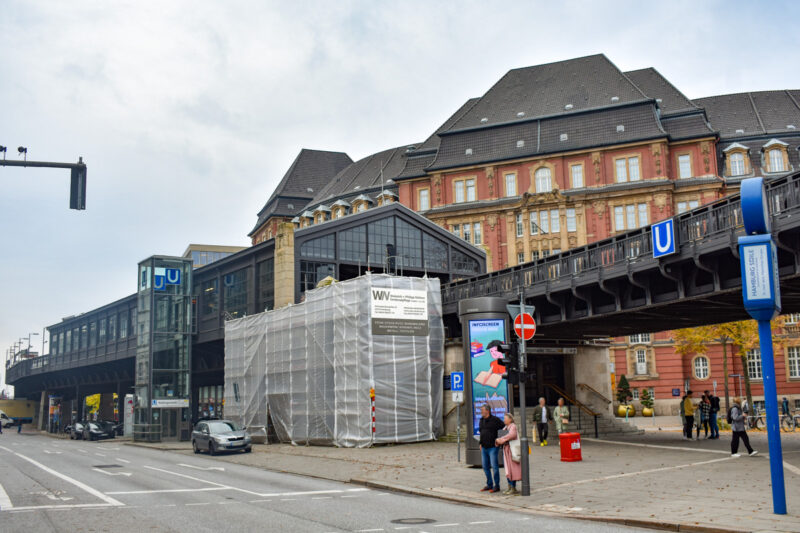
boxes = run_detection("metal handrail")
[442,171,800,305]
[577,383,612,405]
[544,382,600,438]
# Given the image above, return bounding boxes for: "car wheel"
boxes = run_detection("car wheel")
[69,432,74,440]
[192,441,200,454]
[90,434,96,441]
[244,446,252,453]
[209,442,217,456]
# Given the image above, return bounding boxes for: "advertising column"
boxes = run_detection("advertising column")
[458,297,510,466]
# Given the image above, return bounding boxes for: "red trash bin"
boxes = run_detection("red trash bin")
[559,432,582,462]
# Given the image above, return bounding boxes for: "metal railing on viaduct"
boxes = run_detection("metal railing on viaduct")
[442,172,800,340]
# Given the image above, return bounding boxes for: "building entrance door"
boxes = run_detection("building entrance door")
[160,409,180,441]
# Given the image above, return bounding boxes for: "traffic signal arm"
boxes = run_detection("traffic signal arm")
[1,158,86,210]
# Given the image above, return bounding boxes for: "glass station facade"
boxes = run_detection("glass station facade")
[135,256,193,441]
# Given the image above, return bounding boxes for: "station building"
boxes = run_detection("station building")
[9,54,800,436]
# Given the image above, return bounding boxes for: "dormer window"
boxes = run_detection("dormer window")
[763,139,789,173]
[723,143,751,177]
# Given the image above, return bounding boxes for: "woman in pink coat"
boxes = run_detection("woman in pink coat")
[495,412,521,495]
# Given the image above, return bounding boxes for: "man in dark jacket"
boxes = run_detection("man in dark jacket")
[705,390,720,439]
[478,404,504,493]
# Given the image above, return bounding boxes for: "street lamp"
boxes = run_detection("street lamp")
[27,332,39,356]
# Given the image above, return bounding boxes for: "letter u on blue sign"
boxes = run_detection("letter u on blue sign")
[154,275,166,291]
[652,219,677,258]
[165,268,181,285]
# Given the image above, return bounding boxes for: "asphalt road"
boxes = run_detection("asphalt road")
[0,432,646,532]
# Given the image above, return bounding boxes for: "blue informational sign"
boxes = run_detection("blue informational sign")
[153,274,166,291]
[166,268,181,285]
[451,371,464,392]
[467,319,509,438]
[738,177,786,515]
[651,218,677,258]
[672,388,681,397]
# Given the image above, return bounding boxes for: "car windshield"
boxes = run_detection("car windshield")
[88,422,101,429]
[206,421,238,434]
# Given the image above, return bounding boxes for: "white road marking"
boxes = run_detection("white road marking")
[281,498,297,501]
[534,456,732,493]
[357,529,384,532]
[0,479,14,509]
[97,446,120,451]
[186,502,211,506]
[249,499,272,503]
[43,450,62,455]
[341,495,360,498]
[312,496,333,500]
[76,449,88,454]
[116,458,131,464]
[5,503,116,512]
[0,445,123,507]
[177,463,225,471]
[94,453,106,457]
[92,468,132,477]
[468,521,492,525]
[582,437,729,455]
[784,461,800,477]
[107,487,227,495]
[433,525,459,528]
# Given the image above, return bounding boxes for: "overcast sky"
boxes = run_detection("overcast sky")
[2,1,799,391]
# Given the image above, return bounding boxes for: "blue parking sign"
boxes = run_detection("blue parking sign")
[652,218,677,258]
[451,372,464,392]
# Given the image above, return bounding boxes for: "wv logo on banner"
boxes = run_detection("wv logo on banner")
[372,289,391,301]
[154,268,182,291]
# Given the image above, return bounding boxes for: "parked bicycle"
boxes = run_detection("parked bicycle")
[745,407,765,431]
[780,411,798,432]
[746,407,797,432]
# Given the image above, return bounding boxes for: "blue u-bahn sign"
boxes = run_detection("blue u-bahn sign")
[651,218,677,258]
[154,268,182,292]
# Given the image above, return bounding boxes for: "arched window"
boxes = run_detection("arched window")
[693,356,709,379]
[729,153,745,176]
[535,167,552,193]
[768,149,785,173]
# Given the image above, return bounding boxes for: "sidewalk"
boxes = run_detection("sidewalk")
[130,431,800,532]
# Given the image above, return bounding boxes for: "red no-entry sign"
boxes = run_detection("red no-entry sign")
[514,313,536,340]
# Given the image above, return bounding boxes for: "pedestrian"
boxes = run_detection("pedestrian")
[682,390,695,440]
[698,394,711,439]
[17,421,21,433]
[782,397,790,416]
[706,390,720,439]
[495,413,521,495]
[532,397,550,446]
[729,397,758,457]
[554,397,570,435]
[478,404,504,493]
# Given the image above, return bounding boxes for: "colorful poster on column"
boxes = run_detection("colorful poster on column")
[467,319,509,438]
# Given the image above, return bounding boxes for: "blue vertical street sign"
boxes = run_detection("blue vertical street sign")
[738,177,785,515]
[451,372,464,392]
[651,218,677,258]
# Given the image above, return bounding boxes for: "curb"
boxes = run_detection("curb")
[349,478,750,533]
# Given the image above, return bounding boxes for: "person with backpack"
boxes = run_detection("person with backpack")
[682,391,695,440]
[728,398,758,457]
[698,394,711,439]
[705,390,720,439]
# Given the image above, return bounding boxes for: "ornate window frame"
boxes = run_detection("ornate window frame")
[723,142,751,177]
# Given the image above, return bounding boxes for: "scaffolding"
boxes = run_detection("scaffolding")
[224,274,443,447]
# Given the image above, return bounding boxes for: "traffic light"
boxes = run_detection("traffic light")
[487,340,520,384]
[70,164,86,210]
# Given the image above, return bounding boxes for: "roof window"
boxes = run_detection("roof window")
[559,133,568,142]
[788,125,796,130]
[616,125,625,133]
[564,104,574,110]
[736,129,744,134]
[287,203,294,209]
[516,140,525,148]
[306,187,314,193]
[465,148,473,156]
[611,96,619,103]
[480,117,488,123]
[517,111,525,117]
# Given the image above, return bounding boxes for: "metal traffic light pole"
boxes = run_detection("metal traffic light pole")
[518,286,530,496]
[0,156,87,210]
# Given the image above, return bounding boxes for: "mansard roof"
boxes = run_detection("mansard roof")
[444,54,649,132]
[624,67,699,116]
[305,145,411,211]
[693,90,800,140]
[249,149,353,236]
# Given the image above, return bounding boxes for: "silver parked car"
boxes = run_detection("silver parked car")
[192,419,252,455]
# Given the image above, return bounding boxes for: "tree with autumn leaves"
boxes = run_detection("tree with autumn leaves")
[673,318,785,412]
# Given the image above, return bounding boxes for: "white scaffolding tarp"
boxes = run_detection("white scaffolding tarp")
[224,274,443,447]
